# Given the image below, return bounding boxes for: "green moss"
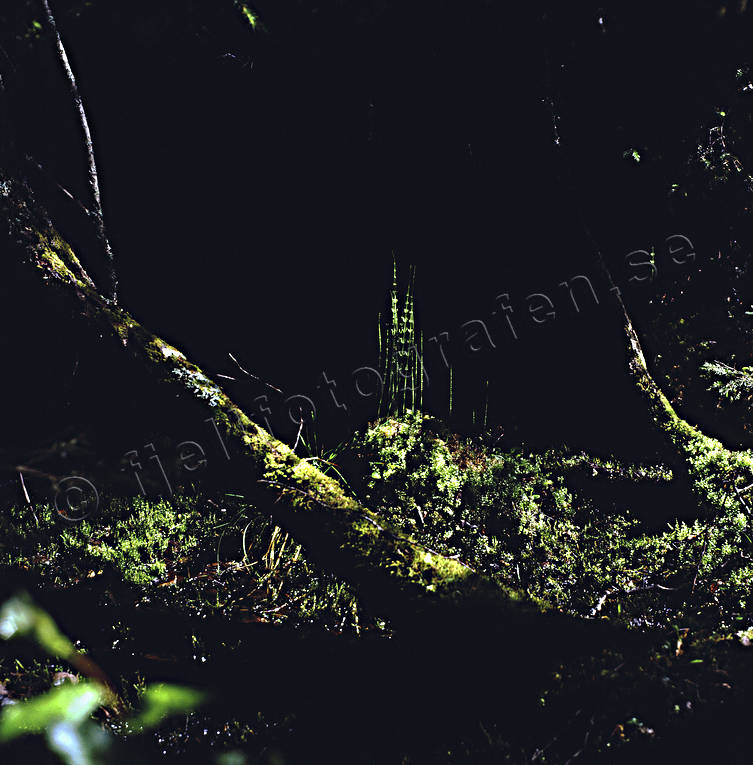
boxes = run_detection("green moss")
[0,493,374,634]
[349,411,753,633]
[9,204,499,611]
[355,411,464,531]
[624,312,753,516]
[0,497,203,586]
[36,237,81,286]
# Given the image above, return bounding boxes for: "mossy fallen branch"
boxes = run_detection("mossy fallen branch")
[616,296,753,516]
[0,169,632,664]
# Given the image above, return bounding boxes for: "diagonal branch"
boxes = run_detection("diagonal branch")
[0,170,639,667]
[40,0,117,302]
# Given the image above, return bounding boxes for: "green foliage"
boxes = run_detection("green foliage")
[234,2,258,29]
[4,414,753,761]
[125,684,206,733]
[377,258,423,417]
[0,493,366,632]
[0,682,104,743]
[355,412,592,601]
[671,421,753,518]
[353,412,753,633]
[0,496,203,586]
[701,359,753,403]
[0,592,74,660]
[0,489,374,760]
[204,509,364,630]
[0,593,206,765]
[0,681,112,765]
[355,411,463,542]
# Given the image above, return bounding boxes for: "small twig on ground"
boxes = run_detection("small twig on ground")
[18,470,38,527]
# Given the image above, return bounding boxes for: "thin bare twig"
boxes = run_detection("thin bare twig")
[18,470,38,527]
[228,352,283,394]
[734,482,752,513]
[40,0,117,302]
[292,416,304,451]
[24,153,95,218]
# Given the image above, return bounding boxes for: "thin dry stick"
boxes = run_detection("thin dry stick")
[292,416,305,452]
[17,470,38,527]
[25,153,95,219]
[228,352,283,394]
[40,0,117,302]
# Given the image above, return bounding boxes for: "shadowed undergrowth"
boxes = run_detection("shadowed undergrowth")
[3,411,753,762]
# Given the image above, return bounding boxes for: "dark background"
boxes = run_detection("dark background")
[4,0,752,456]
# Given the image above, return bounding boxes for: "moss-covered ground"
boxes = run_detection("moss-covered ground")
[2,411,753,762]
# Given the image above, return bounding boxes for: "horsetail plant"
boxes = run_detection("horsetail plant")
[377,257,423,418]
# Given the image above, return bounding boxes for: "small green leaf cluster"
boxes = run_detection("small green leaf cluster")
[0,592,206,764]
[701,360,753,403]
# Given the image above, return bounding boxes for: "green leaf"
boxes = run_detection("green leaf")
[48,719,112,765]
[126,684,206,732]
[216,752,250,765]
[0,683,104,742]
[236,2,257,28]
[0,592,74,659]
